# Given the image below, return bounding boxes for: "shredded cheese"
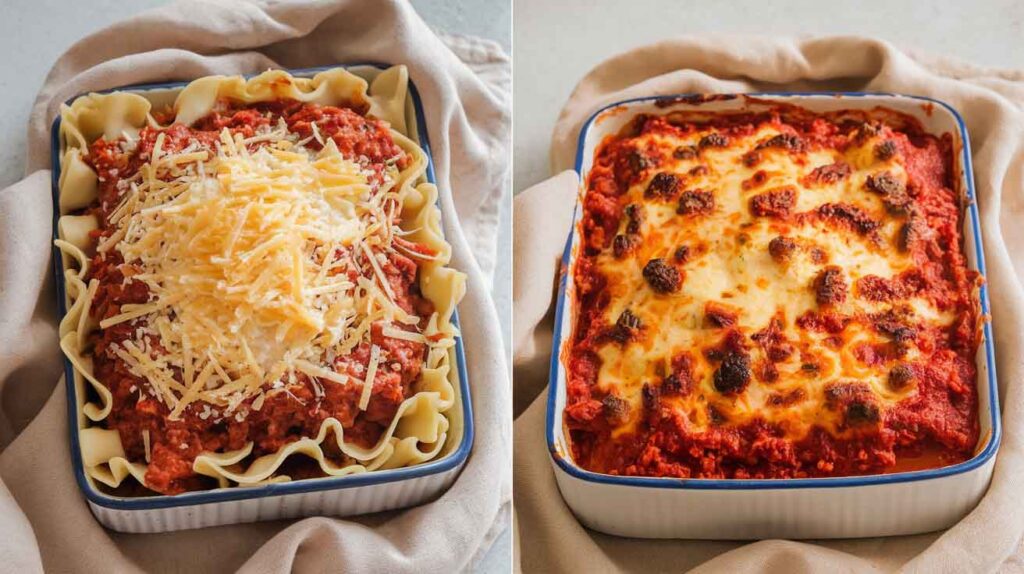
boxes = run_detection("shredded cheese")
[359,345,381,410]
[142,429,151,463]
[381,326,429,344]
[87,123,441,421]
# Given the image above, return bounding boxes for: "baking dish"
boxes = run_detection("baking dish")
[49,63,473,533]
[547,93,999,539]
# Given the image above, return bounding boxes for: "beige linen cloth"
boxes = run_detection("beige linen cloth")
[0,0,511,572]
[514,36,1024,573]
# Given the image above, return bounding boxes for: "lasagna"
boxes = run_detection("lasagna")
[55,67,465,495]
[565,103,982,479]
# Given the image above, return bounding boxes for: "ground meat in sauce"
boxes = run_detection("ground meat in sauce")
[81,100,435,495]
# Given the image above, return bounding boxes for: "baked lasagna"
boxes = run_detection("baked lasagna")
[565,102,982,479]
[55,67,466,495]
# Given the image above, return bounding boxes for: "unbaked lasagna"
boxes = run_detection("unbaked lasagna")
[565,103,982,479]
[56,67,465,495]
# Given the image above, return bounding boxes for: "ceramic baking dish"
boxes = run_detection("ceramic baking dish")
[49,64,473,533]
[547,93,1000,540]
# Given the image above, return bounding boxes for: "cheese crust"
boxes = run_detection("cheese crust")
[565,104,981,479]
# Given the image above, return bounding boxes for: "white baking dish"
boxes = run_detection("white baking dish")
[49,64,473,533]
[547,93,999,540]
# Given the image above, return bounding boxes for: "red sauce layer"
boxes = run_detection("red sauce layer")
[566,108,981,480]
[81,100,430,494]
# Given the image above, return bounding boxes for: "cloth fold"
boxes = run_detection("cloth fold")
[514,35,1024,573]
[0,1,511,572]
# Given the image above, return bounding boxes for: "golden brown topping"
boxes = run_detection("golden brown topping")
[705,301,739,328]
[610,309,643,343]
[699,133,730,148]
[642,258,682,293]
[673,145,698,160]
[865,171,904,197]
[645,172,682,199]
[803,161,851,186]
[857,122,882,140]
[846,400,881,425]
[741,170,769,191]
[602,394,630,425]
[888,363,916,390]
[641,382,659,411]
[768,236,797,263]
[815,266,848,306]
[817,202,880,235]
[752,317,794,362]
[824,381,880,427]
[899,216,932,252]
[677,189,715,216]
[661,373,683,395]
[627,149,648,174]
[612,234,640,258]
[767,388,807,407]
[749,187,796,217]
[714,351,751,395]
[623,203,643,234]
[869,307,917,343]
[757,133,805,153]
[874,140,897,160]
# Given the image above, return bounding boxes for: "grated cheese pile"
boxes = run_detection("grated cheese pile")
[97,120,431,421]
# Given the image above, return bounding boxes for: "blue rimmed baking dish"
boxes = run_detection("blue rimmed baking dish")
[547,93,999,539]
[49,64,473,533]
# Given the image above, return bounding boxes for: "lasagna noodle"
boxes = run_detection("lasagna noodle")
[55,67,466,493]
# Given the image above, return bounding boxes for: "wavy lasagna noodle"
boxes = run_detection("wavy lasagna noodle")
[55,66,466,495]
[566,104,982,479]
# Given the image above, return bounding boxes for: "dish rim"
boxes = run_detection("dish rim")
[49,62,475,511]
[546,91,1000,491]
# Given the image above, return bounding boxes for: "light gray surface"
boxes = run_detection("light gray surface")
[0,1,510,573]
[414,0,510,50]
[513,0,1024,194]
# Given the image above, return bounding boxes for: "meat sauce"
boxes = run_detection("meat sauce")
[82,100,431,494]
[566,111,980,480]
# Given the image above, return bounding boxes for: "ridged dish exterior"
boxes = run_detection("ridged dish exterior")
[89,465,461,533]
[549,93,1000,540]
[552,457,993,539]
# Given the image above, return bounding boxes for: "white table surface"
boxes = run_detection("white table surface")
[513,0,1024,194]
[0,1,510,572]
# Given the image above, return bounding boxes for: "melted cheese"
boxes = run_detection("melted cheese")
[590,123,953,439]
